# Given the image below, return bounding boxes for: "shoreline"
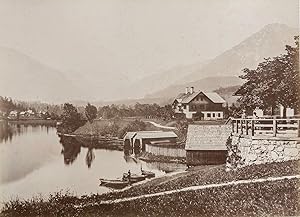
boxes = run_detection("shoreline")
[1,160,298,217]
[7,119,57,125]
[58,133,124,151]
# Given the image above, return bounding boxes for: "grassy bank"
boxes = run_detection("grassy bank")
[1,160,299,217]
[92,178,299,217]
[85,160,300,202]
[73,118,168,138]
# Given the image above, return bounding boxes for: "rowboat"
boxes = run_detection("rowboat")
[99,178,129,189]
[123,173,146,182]
[141,170,155,178]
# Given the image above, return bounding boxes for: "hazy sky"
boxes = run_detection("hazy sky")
[0,0,299,103]
[0,0,298,81]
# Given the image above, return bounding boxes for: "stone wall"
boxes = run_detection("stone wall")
[227,134,300,169]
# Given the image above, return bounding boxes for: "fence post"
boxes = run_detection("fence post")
[298,120,300,137]
[240,119,243,134]
[245,119,248,135]
[273,119,277,137]
[251,120,254,136]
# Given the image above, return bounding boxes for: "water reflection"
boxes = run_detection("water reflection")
[0,121,55,144]
[58,135,186,173]
[0,122,187,203]
[59,136,81,165]
[59,136,98,168]
[85,148,95,168]
[0,121,13,143]
[0,124,60,185]
[0,122,186,173]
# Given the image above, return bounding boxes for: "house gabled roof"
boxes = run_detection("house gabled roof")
[181,92,200,104]
[175,93,186,100]
[202,92,226,104]
[174,90,226,104]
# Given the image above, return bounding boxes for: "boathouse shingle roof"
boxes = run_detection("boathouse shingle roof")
[185,125,231,151]
[124,131,177,140]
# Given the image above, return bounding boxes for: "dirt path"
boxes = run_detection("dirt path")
[146,121,176,130]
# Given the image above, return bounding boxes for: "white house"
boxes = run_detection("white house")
[173,87,226,120]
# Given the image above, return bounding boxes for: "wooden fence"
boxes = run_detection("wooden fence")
[231,118,300,138]
[145,144,186,158]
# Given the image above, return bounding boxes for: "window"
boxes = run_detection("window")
[207,113,211,117]
[212,113,215,117]
[218,113,221,117]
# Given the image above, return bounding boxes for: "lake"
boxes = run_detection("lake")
[0,121,186,204]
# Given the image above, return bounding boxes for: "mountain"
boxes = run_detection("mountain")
[180,23,299,82]
[0,46,89,103]
[145,23,298,99]
[119,60,209,99]
[95,97,172,107]
[214,85,241,105]
[145,76,243,99]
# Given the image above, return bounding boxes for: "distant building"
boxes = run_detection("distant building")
[26,109,35,116]
[250,106,295,118]
[252,107,264,117]
[173,87,226,119]
[19,111,26,117]
[185,125,231,166]
[279,105,295,117]
[18,110,36,118]
[8,110,18,119]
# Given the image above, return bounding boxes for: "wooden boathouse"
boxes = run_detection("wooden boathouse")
[123,131,178,150]
[185,125,231,166]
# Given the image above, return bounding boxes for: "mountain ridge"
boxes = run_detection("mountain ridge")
[0,46,89,103]
[144,23,298,100]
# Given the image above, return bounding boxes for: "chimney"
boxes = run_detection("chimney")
[190,87,194,94]
[185,87,189,94]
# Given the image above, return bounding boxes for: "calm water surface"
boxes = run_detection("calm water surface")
[0,122,186,204]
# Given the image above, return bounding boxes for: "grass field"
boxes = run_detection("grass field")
[1,160,299,217]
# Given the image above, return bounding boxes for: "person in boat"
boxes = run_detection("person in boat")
[128,170,131,185]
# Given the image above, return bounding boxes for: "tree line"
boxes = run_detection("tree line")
[97,103,174,120]
[58,103,174,134]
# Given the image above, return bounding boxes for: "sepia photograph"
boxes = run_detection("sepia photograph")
[0,0,299,216]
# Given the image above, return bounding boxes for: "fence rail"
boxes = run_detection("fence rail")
[231,118,300,138]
